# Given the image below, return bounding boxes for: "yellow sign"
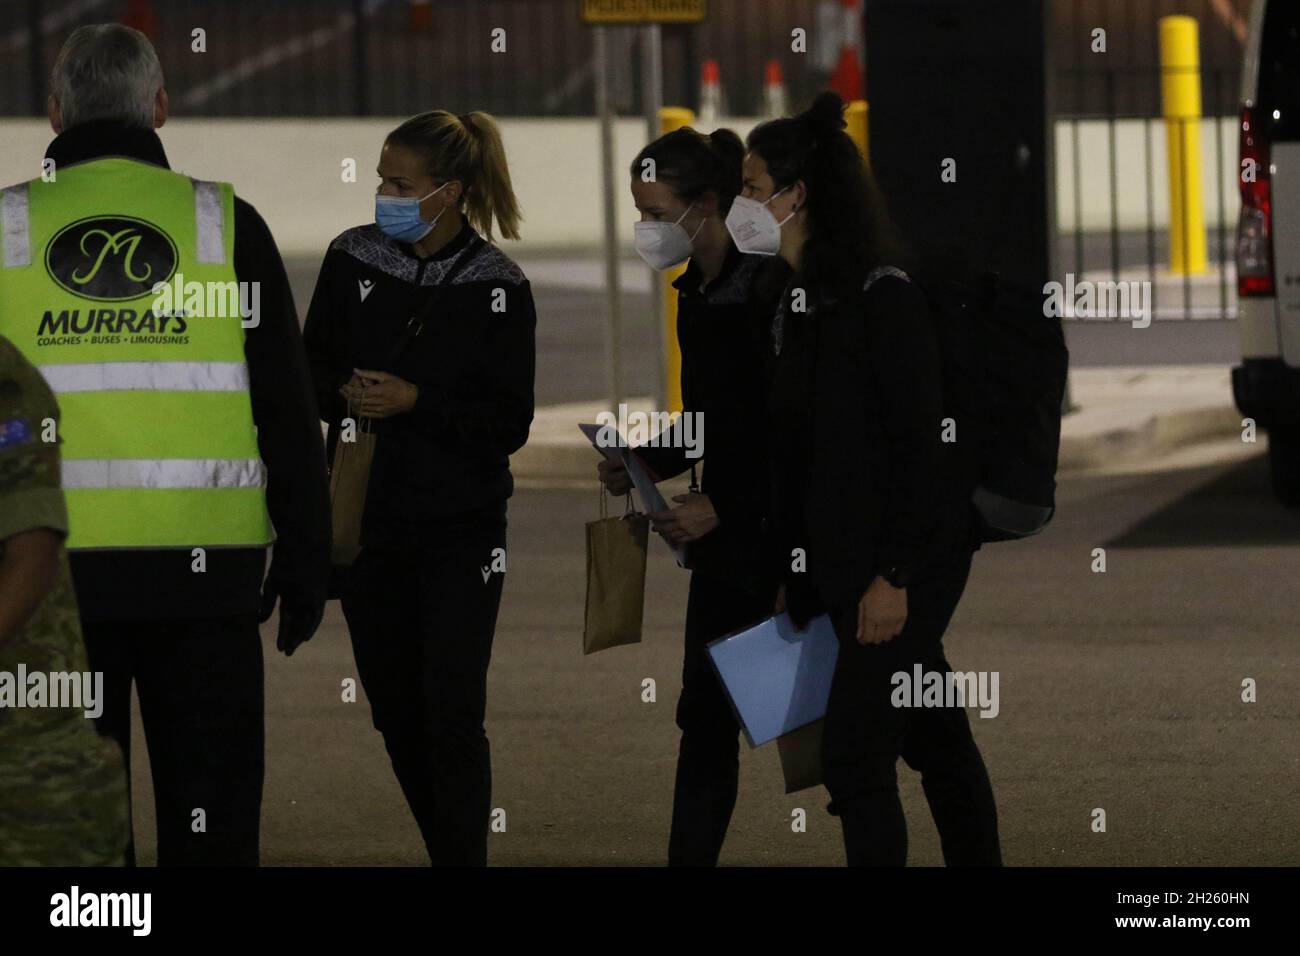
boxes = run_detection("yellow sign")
[581,0,707,24]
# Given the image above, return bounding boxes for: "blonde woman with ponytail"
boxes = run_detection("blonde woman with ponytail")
[302,109,535,866]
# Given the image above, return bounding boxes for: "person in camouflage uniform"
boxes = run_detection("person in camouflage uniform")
[0,334,129,866]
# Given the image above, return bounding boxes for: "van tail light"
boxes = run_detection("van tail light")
[1237,105,1275,297]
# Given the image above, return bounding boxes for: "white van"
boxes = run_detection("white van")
[1236,0,1300,504]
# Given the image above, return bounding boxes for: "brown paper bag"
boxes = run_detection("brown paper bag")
[329,404,376,567]
[583,490,649,655]
[777,718,825,793]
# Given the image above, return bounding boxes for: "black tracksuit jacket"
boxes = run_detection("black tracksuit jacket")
[767,270,975,615]
[636,245,775,596]
[302,221,535,546]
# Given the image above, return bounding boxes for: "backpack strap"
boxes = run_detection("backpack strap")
[863,265,911,292]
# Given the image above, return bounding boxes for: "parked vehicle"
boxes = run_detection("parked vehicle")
[1235,0,1300,504]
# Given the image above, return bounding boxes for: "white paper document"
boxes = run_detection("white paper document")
[579,422,688,566]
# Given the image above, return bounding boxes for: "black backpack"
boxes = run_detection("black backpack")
[864,267,1069,543]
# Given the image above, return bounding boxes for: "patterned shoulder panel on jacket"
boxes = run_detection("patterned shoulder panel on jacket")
[436,240,527,287]
[329,224,420,283]
[328,224,527,287]
[706,252,767,306]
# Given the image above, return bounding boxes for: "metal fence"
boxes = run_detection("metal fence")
[1051,0,1249,320]
[1056,69,1241,321]
[0,0,837,118]
[0,0,1252,116]
[2,0,1254,319]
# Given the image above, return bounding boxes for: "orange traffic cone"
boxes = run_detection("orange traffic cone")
[829,0,863,102]
[698,58,725,126]
[763,59,788,119]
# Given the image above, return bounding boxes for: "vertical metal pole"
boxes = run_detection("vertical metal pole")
[642,24,665,410]
[1045,3,1070,414]
[1145,117,1157,320]
[596,26,624,411]
[684,22,699,114]
[27,0,44,117]
[352,0,369,117]
[1160,15,1207,276]
[1181,116,1192,316]
[1213,69,1228,319]
[1071,118,1083,280]
[1107,71,1119,283]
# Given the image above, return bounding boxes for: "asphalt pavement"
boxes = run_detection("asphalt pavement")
[123,438,1300,866]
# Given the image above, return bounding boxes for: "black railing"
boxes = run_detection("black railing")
[1055,65,1241,321]
[0,0,835,118]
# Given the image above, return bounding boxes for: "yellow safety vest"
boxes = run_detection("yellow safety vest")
[0,157,272,550]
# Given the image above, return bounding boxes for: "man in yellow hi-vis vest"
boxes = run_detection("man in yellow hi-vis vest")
[0,24,331,865]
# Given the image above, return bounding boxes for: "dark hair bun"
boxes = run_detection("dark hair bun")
[804,91,847,134]
[630,125,745,213]
[707,127,745,169]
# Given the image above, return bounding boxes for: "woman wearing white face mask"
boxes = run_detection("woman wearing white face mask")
[601,126,780,866]
[302,110,535,866]
[749,92,1001,867]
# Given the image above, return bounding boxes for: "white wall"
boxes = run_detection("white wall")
[0,116,1242,257]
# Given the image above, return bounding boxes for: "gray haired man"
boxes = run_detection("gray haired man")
[0,24,331,865]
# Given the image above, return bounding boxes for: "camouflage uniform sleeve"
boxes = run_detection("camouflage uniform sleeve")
[0,342,68,545]
[0,341,129,867]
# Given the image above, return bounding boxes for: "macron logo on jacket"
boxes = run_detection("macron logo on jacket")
[358,278,374,302]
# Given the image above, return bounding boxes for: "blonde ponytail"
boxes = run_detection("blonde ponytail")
[459,111,522,241]
[386,109,523,242]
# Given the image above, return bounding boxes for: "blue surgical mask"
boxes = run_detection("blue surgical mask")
[375,182,450,242]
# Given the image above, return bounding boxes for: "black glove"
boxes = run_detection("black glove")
[258,574,326,657]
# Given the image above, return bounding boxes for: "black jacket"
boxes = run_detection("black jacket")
[302,221,535,545]
[45,121,331,622]
[635,246,775,596]
[767,270,972,613]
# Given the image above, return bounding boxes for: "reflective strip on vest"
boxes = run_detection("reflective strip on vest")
[1,183,30,267]
[192,179,225,264]
[37,361,249,393]
[62,458,266,490]
[4,177,226,268]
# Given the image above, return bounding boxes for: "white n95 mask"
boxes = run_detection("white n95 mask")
[634,203,703,271]
[724,186,793,256]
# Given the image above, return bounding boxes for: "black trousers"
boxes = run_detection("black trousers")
[340,517,506,866]
[668,570,774,866]
[80,615,265,866]
[821,550,1002,866]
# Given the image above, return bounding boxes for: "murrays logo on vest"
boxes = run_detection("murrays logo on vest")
[45,215,177,301]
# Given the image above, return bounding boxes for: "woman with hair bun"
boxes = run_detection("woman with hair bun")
[736,91,1002,866]
[597,125,779,865]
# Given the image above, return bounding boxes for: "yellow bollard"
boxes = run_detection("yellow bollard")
[1159,15,1207,275]
[845,99,870,167]
[659,106,695,413]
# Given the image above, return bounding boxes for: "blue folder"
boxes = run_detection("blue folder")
[706,613,840,747]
